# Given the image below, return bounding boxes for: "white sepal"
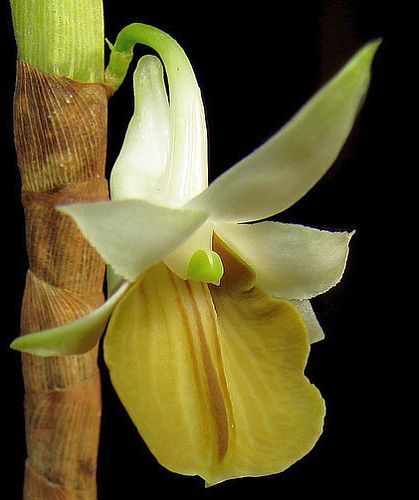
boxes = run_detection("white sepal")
[188,42,379,222]
[58,200,209,282]
[290,299,325,344]
[215,221,353,299]
[10,281,130,356]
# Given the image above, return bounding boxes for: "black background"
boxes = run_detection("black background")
[1,1,392,497]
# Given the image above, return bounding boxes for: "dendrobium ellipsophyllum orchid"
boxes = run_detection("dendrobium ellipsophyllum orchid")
[12,24,379,485]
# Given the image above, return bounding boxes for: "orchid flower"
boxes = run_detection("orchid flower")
[11,24,378,485]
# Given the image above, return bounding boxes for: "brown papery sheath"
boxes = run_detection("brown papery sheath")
[14,61,110,499]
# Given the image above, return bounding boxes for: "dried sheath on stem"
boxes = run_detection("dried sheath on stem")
[10,1,109,497]
[14,62,109,498]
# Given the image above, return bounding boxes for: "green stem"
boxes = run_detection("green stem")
[10,0,104,82]
[105,23,194,91]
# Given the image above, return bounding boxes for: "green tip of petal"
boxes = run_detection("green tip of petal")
[343,39,381,84]
[9,280,130,357]
[356,38,382,66]
[187,250,224,285]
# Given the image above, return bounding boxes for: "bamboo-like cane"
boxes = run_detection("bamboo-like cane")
[10,1,109,497]
[14,62,109,498]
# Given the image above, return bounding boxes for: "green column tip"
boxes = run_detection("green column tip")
[187,250,224,285]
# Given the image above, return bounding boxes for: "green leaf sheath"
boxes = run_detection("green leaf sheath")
[10,0,104,82]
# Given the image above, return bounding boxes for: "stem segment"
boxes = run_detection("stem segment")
[10,1,107,498]
[10,0,104,82]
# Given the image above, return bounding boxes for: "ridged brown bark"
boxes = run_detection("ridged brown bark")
[14,61,110,499]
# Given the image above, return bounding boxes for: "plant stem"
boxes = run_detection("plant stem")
[10,0,104,82]
[10,1,108,498]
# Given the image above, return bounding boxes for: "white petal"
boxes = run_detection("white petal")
[215,221,353,299]
[290,299,325,344]
[111,32,208,207]
[188,41,379,222]
[10,281,130,356]
[162,36,208,205]
[58,200,209,282]
[110,55,171,203]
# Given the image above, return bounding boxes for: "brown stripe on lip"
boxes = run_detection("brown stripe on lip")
[166,271,209,445]
[184,280,230,463]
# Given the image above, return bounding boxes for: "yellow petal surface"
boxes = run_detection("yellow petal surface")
[210,238,325,484]
[104,239,325,485]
